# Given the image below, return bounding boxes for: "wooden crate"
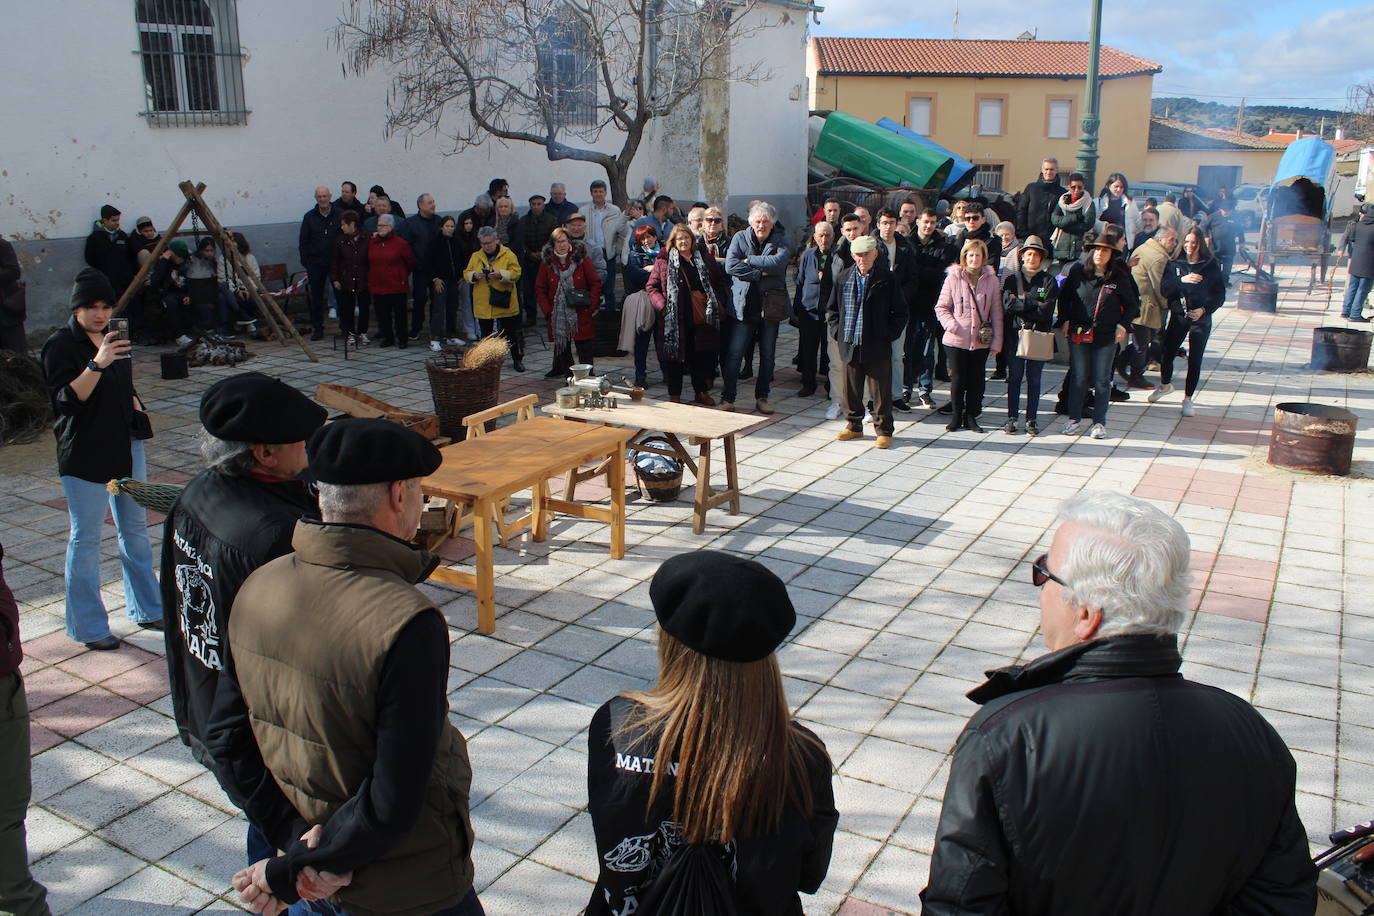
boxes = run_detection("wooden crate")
[315,383,441,440]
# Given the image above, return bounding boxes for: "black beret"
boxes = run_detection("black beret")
[307,417,442,485]
[71,268,117,310]
[200,372,326,444]
[100,204,120,220]
[650,550,795,663]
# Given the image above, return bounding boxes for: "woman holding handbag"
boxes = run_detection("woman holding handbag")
[1060,228,1139,439]
[536,227,601,378]
[935,238,1003,433]
[1150,227,1226,416]
[586,551,837,916]
[1001,235,1058,436]
[40,269,164,650]
[645,225,727,404]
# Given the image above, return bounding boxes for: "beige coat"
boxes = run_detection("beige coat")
[1130,236,1174,329]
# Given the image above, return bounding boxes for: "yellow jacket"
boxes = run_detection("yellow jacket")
[465,245,521,319]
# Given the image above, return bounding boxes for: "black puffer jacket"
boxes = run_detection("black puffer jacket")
[1001,266,1059,334]
[921,635,1316,916]
[161,468,317,773]
[909,230,957,318]
[586,696,838,916]
[40,316,140,482]
[1160,254,1226,322]
[1346,207,1374,278]
[1015,177,1065,241]
[1058,259,1139,344]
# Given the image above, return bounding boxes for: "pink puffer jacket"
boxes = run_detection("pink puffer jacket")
[935,263,1004,352]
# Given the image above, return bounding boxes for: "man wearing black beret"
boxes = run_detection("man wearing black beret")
[225,419,482,916]
[158,371,332,896]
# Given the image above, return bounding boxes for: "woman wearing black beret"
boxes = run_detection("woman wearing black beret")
[40,269,164,650]
[585,550,838,915]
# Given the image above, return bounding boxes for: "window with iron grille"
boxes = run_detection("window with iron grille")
[136,0,248,126]
[537,8,597,128]
[974,163,1004,189]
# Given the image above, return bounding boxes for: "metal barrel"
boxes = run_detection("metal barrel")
[1311,327,1372,372]
[1238,276,1278,313]
[1268,402,1358,476]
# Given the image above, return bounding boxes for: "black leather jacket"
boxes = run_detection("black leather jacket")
[922,635,1316,916]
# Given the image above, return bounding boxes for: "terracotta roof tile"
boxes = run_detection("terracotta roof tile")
[812,37,1162,79]
[1148,118,1287,151]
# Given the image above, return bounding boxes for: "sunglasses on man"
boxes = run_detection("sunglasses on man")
[1030,553,1068,588]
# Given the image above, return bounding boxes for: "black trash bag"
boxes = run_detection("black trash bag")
[635,842,740,916]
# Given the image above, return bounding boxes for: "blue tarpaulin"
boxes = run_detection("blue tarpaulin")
[875,118,976,192]
[1272,137,1335,188]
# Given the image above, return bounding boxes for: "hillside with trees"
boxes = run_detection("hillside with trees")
[1151,97,1349,138]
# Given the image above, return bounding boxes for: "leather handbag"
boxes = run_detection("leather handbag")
[761,288,789,322]
[1017,328,1055,361]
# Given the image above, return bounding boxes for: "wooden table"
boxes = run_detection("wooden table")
[542,398,763,534]
[421,417,635,634]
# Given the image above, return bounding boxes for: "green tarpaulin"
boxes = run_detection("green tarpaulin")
[812,111,954,191]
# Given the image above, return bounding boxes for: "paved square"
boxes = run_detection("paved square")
[6,266,1371,913]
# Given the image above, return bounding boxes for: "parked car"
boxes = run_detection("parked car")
[1232,183,1269,231]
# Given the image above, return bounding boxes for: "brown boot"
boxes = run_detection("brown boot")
[836,428,863,441]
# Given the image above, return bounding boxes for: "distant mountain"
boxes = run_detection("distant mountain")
[1151,97,1351,139]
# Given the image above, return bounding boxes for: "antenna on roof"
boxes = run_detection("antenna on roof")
[952,3,959,38]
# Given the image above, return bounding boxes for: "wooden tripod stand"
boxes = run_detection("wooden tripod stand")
[112,180,318,362]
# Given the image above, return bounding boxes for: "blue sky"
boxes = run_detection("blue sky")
[812,0,1374,112]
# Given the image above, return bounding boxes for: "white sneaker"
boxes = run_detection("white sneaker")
[825,402,843,420]
[1147,383,1173,403]
[356,333,370,346]
[429,340,443,352]
[328,307,337,319]
[1181,398,1195,417]
[1063,420,1083,436]
[1089,423,1106,439]
[175,334,193,347]
[446,337,468,347]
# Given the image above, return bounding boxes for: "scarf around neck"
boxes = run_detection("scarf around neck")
[662,247,720,363]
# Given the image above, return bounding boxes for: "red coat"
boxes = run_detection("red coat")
[366,233,415,295]
[536,247,602,341]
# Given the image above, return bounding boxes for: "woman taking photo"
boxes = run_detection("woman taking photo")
[1098,173,1142,242]
[645,224,727,404]
[365,214,415,348]
[536,226,602,378]
[586,550,837,916]
[1151,226,1225,416]
[40,269,163,650]
[1001,235,1058,436]
[624,223,661,388]
[1060,227,1139,439]
[428,215,470,349]
[935,238,1003,432]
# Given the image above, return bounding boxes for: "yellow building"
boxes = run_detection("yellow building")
[808,37,1161,191]
[1145,118,1288,189]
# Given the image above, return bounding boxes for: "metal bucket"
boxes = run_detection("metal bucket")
[1311,326,1372,372]
[1238,276,1278,312]
[1268,402,1358,476]
[555,387,581,409]
[160,353,188,380]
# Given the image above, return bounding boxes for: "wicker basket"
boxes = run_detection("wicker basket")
[632,437,683,502]
[425,349,503,440]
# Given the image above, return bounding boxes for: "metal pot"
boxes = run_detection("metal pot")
[555,387,581,409]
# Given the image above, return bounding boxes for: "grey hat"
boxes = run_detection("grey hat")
[850,235,878,254]
[1021,235,1049,255]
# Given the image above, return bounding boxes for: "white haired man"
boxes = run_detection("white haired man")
[922,492,1316,914]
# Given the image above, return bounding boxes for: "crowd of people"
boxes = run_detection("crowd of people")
[0,156,1341,916]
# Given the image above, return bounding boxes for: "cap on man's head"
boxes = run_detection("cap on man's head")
[650,550,795,663]
[100,205,120,220]
[563,212,586,225]
[168,240,189,258]
[850,235,879,255]
[135,216,154,229]
[70,268,116,310]
[307,418,442,486]
[529,194,546,204]
[1021,235,1049,256]
[199,372,327,445]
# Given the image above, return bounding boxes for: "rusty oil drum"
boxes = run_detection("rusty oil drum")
[1238,275,1278,312]
[1268,402,1358,475]
[1311,326,1372,372]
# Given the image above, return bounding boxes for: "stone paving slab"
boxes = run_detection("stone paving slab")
[5,265,1372,913]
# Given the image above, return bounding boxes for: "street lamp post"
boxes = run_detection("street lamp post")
[1077,0,1103,191]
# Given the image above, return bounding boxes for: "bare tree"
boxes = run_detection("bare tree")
[1343,82,1374,140]
[336,0,781,205]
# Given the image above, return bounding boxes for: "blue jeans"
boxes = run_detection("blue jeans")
[1005,354,1045,421]
[911,317,942,394]
[246,823,342,915]
[60,439,162,643]
[1068,342,1116,426]
[1343,274,1373,318]
[721,311,778,403]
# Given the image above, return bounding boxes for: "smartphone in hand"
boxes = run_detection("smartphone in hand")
[108,318,129,341]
